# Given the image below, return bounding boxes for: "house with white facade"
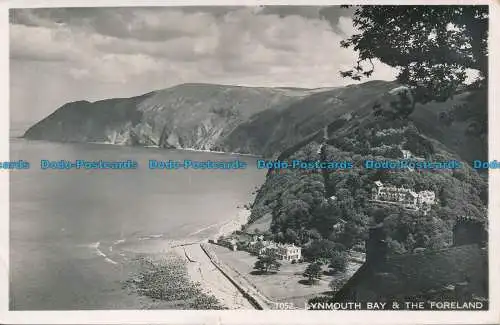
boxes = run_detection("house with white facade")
[274,243,302,261]
[248,240,302,262]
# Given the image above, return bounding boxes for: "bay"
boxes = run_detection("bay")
[9,137,266,310]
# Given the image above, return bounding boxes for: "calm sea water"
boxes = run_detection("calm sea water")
[9,136,266,310]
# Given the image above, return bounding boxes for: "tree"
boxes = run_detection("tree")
[338,222,366,249]
[254,254,281,274]
[285,228,300,244]
[329,274,349,293]
[303,239,345,262]
[329,251,348,274]
[306,228,323,241]
[262,230,274,241]
[405,233,417,252]
[340,5,488,103]
[303,262,322,285]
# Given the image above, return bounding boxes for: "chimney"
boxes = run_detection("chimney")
[453,216,487,247]
[365,223,388,266]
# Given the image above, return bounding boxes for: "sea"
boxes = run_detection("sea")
[8,125,267,310]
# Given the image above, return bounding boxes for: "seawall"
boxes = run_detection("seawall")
[199,243,270,310]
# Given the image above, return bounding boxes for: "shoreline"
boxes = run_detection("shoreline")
[175,208,254,309]
[17,137,262,158]
[174,244,255,309]
[213,208,251,240]
[124,207,255,309]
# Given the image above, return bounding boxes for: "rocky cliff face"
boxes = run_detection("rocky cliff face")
[23,83,309,152]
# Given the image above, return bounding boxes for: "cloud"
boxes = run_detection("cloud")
[337,16,359,36]
[10,24,81,62]
[11,7,220,42]
[10,6,356,41]
[258,6,323,19]
[9,6,398,124]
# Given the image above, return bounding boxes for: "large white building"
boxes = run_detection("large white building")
[274,243,302,261]
[248,240,302,262]
[371,181,436,212]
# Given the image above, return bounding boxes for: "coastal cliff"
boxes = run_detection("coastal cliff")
[23,83,321,155]
[24,81,486,162]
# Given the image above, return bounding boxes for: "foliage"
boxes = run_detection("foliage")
[303,262,323,284]
[329,251,348,274]
[249,96,487,262]
[253,125,486,255]
[329,274,350,293]
[303,239,345,262]
[382,210,453,252]
[373,86,415,120]
[403,125,434,157]
[340,5,488,103]
[254,254,281,274]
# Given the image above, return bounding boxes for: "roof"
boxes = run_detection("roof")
[374,181,383,187]
[334,244,487,302]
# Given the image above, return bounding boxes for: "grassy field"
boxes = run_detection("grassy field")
[210,244,362,309]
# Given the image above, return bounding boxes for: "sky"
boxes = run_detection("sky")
[9,6,399,125]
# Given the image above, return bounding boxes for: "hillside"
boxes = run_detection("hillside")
[220,80,396,157]
[23,78,488,262]
[22,82,361,156]
[23,83,312,151]
[23,81,486,164]
[247,85,487,262]
[24,81,487,160]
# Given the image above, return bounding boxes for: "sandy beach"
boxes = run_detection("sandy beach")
[173,208,255,309]
[123,207,255,309]
[174,244,254,309]
[214,208,251,239]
